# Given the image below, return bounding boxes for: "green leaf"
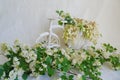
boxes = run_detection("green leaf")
[109,56,120,70]
[3,60,13,78]
[103,43,117,53]
[60,74,67,80]
[62,66,70,72]
[69,75,74,80]
[82,75,86,80]
[47,66,55,77]
[34,63,46,75]
[61,57,71,72]
[36,47,46,60]
[22,72,28,80]
[0,65,4,77]
[56,10,63,16]
[14,77,18,80]
[56,10,59,14]
[58,20,63,25]
[58,64,62,69]
[39,69,46,75]
[19,57,29,71]
[45,56,52,65]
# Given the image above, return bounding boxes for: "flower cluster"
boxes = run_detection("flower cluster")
[0,40,120,80]
[63,24,79,43]
[56,10,100,45]
[75,18,100,44]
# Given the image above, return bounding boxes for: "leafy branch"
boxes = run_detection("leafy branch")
[0,41,119,80]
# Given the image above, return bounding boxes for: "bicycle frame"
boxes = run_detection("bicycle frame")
[36,18,66,49]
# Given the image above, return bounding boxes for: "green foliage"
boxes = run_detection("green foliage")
[22,72,29,80]
[60,73,68,80]
[56,10,75,25]
[56,10,64,16]
[95,49,106,64]
[47,66,55,77]
[103,43,117,53]
[19,57,29,71]
[0,65,4,78]
[3,60,13,78]
[79,57,101,80]
[35,47,46,61]
[60,57,71,72]
[68,75,74,80]
[58,20,63,25]
[0,41,120,80]
[45,56,53,65]
[60,73,74,80]
[81,75,87,80]
[45,56,55,76]
[14,77,18,80]
[109,56,120,70]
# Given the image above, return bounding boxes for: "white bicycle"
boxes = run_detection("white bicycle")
[36,18,66,48]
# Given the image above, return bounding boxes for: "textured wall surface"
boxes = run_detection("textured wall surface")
[0,0,120,80]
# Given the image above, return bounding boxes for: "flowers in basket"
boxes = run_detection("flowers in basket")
[56,10,100,49]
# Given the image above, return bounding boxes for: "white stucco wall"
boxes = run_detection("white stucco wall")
[0,0,120,80]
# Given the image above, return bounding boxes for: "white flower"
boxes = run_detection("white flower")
[103,52,110,59]
[46,49,53,55]
[14,57,19,62]
[71,54,81,65]
[57,78,62,80]
[21,50,28,57]
[13,57,20,68]
[13,46,19,53]
[64,53,71,60]
[61,48,66,55]
[42,63,47,68]
[17,68,24,76]
[26,51,37,63]
[53,48,58,52]
[93,60,101,66]
[29,51,37,61]
[0,43,10,55]
[3,52,10,56]
[30,72,39,77]
[8,70,17,80]
[39,67,43,71]
[74,74,82,80]
[14,40,31,51]
[14,40,20,46]
[8,68,24,80]
[72,59,77,65]
[20,50,37,63]
[17,68,24,80]
[61,48,71,60]
[12,40,21,53]
[29,61,36,72]
[0,43,8,52]
[21,44,30,50]
[59,58,64,62]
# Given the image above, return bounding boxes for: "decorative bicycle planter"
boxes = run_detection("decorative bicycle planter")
[0,10,119,80]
